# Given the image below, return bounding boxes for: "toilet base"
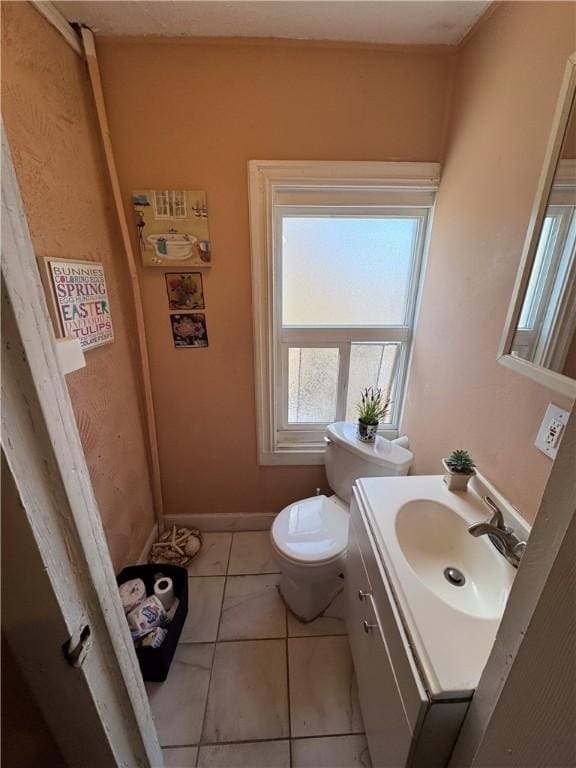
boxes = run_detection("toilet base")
[278,569,344,623]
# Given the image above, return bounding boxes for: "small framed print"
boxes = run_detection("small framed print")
[170,313,208,348]
[165,272,205,310]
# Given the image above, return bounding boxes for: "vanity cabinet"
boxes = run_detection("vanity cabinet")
[345,489,469,768]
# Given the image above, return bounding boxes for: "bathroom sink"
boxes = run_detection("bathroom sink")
[395,499,510,619]
[354,475,524,698]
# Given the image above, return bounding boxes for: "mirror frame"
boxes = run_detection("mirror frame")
[498,52,576,400]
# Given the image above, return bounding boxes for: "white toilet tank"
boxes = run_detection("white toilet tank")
[324,421,413,503]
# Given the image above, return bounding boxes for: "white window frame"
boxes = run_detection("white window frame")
[511,163,576,373]
[152,189,187,219]
[248,160,440,465]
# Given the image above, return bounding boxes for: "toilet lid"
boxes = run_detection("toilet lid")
[272,496,349,564]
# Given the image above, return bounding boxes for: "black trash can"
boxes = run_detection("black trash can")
[117,564,188,682]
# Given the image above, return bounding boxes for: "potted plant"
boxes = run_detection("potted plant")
[356,387,391,442]
[442,449,476,491]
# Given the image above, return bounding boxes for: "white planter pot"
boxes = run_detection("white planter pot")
[442,459,475,491]
[357,421,378,442]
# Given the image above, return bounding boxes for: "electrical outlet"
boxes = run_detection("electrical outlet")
[545,419,564,447]
[535,403,569,459]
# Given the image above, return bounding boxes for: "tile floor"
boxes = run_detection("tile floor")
[146,531,371,768]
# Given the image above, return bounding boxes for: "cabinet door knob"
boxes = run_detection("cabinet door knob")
[363,620,377,634]
[358,589,371,602]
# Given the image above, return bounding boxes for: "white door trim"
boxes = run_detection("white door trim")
[1,123,162,767]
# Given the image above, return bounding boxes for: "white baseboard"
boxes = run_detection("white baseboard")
[136,523,158,564]
[163,513,276,532]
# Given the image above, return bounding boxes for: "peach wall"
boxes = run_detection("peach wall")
[96,38,454,516]
[402,1,575,523]
[1,2,155,568]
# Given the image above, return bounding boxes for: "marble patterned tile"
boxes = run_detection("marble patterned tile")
[292,735,371,768]
[228,531,279,575]
[218,575,286,641]
[197,740,290,768]
[180,577,225,643]
[163,746,199,767]
[202,639,289,743]
[288,590,346,637]
[188,533,232,576]
[146,644,214,747]
[288,636,363,737]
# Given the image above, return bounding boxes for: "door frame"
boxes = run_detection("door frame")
[1,123,162,766]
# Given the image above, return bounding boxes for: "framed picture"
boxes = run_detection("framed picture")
[165,272,205,310]
[45,258,114,350]
[132,189,212,268]
[170,313,209,348]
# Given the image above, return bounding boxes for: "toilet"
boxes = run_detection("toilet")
[271,421,413,621]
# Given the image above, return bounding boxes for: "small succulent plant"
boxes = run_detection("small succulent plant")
[357,387,391,425]
[445,449,476,474]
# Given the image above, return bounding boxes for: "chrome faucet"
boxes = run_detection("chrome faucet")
[468,496,526,568]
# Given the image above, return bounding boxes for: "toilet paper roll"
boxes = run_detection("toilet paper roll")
[119,578,146,615]
[127,595,167,636]
[154,577,174,610]
[141,627,168,649]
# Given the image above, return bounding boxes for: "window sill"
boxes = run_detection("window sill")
[260,428,400,466]
[259,449,326,466]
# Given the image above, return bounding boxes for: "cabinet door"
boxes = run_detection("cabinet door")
[346,521,415,768]
[351,491,427,732]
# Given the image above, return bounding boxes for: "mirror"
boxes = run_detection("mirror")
[500,54,576,398]
[511,97,576,376]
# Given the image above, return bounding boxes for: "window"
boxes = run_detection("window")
[513,201,576,369]
[249,161,439,464]
[153,190,187,219]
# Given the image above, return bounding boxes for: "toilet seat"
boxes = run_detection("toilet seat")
[272,495,349,566]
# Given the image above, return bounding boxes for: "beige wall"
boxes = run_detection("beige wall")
[5,2,572,529]
[402,2,575,523]
[97,37,455,516]
[1,2,155,568]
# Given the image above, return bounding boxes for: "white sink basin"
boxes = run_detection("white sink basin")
[395,499,510,619]
[355,475,523,698]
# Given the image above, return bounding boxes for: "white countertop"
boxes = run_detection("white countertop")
[355,475,519,699]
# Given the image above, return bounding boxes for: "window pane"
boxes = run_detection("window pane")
[345,343,400,423]
[153,190,170,218]
[171,190,187,218]
[288,347,339,423]
[282,216,419,326]
[518,216,556,329]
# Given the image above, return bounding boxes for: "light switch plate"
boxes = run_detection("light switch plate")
[534,403,569,459]
[55,337,86,375]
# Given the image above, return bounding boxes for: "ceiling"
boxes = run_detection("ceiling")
[54,1,492,45]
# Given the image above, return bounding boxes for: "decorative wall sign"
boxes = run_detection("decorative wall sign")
[46,259,114,350]
[165,272,205,310]
[170,313,209,348]
[132,189,212,268]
